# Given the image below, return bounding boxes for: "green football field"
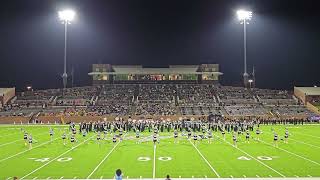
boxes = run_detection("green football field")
[1,124,320,179]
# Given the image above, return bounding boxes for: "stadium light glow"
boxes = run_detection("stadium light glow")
[58,9,76,89]
[237,10,252,21]
[58,9,75,22]
[236,9,253,88]
[26,86,32,90]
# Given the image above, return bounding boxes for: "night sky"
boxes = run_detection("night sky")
[0,0,319,91]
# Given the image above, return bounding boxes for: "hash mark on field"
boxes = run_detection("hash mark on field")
[308,175,312,177]
[269,175,273,177]
[230,175,233,178]
[256,175,260,178]
[189,140,220,178]
[214,135,286,177]
[20,136,93,179]
[243,175,246,178]
[6,178,12,180]
[59,177,64,179]
[0,137,60,163]
[32,177,37,180]
[46,177,51,180]
[260,139,320,166]
[100,176,103,179]
[73,176,77,179]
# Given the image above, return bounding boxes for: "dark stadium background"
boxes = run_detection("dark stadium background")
[0,0,319,91]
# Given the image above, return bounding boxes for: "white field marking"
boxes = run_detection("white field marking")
[259,139,320,166]
[0,136,60,162]
[0,139,26,147]
[290,138,320,149]
[214,135,286,177]
[6,177,12,180]
[230,175,233,178]
[294,132,320,139]
[243,175,246,178]
[20,135,93,179]
[269,175,273,177]
[264,131,320,149]
[189,140,220,178]
[256,175,260,178]
[73,177,77,179]
[59,176,64,179]
[0,132,22,138]
[32,177,38,180]
[0,131,48,147]
[46,177,51,180]
[295,175,299,178]
[100,176,103,179]
[153,144,156,179]
[86,134,126,179]
[308,175,312,177]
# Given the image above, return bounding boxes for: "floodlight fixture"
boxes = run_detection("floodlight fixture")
[237,10,252,21]
[58,9,75,22]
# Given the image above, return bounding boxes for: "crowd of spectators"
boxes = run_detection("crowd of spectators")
[0,84,317,118]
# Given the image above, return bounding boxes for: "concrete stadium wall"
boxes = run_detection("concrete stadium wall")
[306,102,320,115]
[0,116,30,124]
[294,87,306,104]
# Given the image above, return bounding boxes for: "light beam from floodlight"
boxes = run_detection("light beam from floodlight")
[237,9,252,88]
[58,9,76,89]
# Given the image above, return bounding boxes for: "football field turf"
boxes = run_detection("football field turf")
[1,124,320,179]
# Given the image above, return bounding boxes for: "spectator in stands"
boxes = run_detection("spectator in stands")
[115,169,122,180]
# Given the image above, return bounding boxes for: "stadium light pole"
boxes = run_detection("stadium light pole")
[237,10,252,88]
[248,79,253,89]
[58,9,75,89]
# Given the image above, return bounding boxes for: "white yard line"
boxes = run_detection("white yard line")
[153,144,156,179]
[290,138,320,149]
[0,137,60,162]
[264,131,320,149]
[259,139,320,166]
[189,140,220,178]
[214,135,286,177]
[0,131,48,148]
[0,132,22,138]
[294,132,320,139]
[0,139,23,147]
[86,134,126,179]
[20,136,93,179]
